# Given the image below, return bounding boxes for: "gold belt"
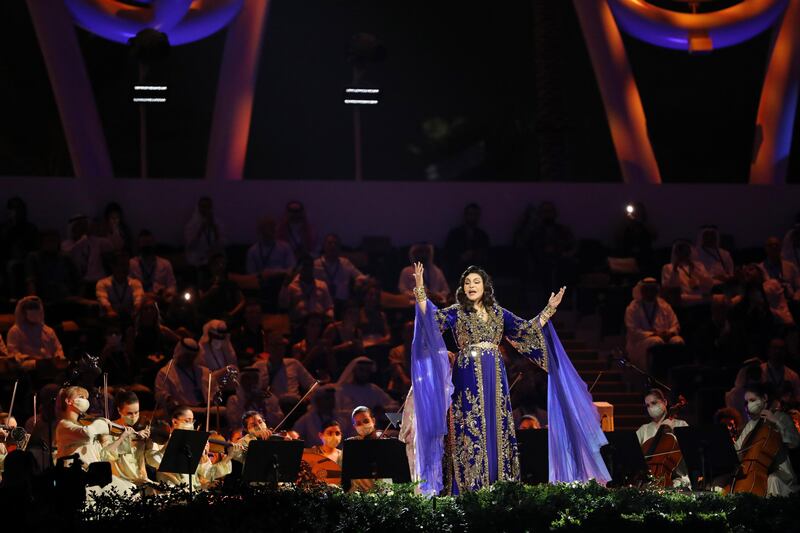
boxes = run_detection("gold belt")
[463,342,499,353]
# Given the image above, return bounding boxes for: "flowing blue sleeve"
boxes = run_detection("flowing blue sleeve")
[502,308,548,370]
[411,301,455,496]
[543,321,611,485]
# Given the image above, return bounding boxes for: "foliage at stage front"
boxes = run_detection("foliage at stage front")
[72,480,800,533]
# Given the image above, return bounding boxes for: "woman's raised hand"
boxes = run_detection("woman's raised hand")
[413,262,425,288]
[548,286,566,309]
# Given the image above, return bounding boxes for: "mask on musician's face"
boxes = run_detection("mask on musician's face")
[747,399,765,416]
[356,423,374,437]
[72,397,90,414]
[647,403,665,420]
[123,414,139,426]
[323,434,341,448]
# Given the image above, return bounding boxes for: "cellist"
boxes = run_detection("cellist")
[635,388,690,488]
[735,384,800,496]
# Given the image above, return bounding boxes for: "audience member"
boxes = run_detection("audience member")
[279,255,334,327]
[246,216,295,276]
[232,299,266,367]
[184,196,224,268]
[277,200,316,257]
[387,321,413,399]
[96,202,133,253]
[335,357,398,418]
[129,230,177,304]
[444,203,490,277]
[6,296,64,371]
[61,214,113,288]
[314,234,366,310]
[198,319,238,371]
[225,367,283,430]
[25,229,81,304]
[614,201,657,275]
[95,251,144,321]
[783,224,800,272]
[624,277,684,373]
[693,225,735,284]
[198,252,245,321]
[252,332,316,402]
[322,300,364,373]
[292,313,331,378]
[398,243,450,305]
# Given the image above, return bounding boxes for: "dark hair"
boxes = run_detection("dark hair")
[713,407,743,429]
[320,419,341,432]
[351,406,372,421]
[104,202,123,219]
[464,203,481,212]
[644,388,667,404]
[241,410,263,428]
[115,389,139,409]
[744,382,772,400]
[455,266,497,312]
[171,405,193,420]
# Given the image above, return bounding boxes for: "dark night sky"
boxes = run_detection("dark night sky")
[1,0,798,183]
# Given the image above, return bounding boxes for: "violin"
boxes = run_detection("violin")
[724,414,783,496]
[641,395,687,487]
[79,416,148,440]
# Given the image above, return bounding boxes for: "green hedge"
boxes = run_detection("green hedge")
[64,481,800,532]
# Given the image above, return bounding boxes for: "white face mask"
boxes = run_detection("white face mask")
[356,423,374,437]
[72,398,90,414]
[122,414,138,426]
[747,399,765,416]
[647,403,665,420]
[322,434,341,448]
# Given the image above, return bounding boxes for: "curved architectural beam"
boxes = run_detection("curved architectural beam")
[750,0,800,184]
[573,0,661,184]
[205,0,270,181]
[26,0,114,180]
[608,0,787,52]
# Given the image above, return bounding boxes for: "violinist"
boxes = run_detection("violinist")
[735,384,800,496]
[145,405,235,491]
[230,411,274,463]
[635,388,690,488]
[55,386,138,494]
[97,390,151,488]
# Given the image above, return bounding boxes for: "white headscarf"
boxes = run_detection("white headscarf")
[631,277,659,301]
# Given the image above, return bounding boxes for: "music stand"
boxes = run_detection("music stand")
[600,431,650,487]
[341,438,410,492]
[242,439,305,486]
[158,429,210,500]
[674,425,739,491]
[517,429,549,485]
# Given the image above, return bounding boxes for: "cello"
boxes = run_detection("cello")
[724,416,783,496]
[641,395,687,487]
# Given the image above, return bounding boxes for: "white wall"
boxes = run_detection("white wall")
[4,177,797,248]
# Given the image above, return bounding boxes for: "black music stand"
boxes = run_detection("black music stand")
[600,431,650,487]
[158,429,210,500]
[341,438,410,492]
[518,429,549,485]
[674,425,739,491]
[242,439,305,486]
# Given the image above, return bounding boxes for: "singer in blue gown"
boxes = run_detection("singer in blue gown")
[410,264,611,495]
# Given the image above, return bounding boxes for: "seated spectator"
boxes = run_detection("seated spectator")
[246,216,295,276]
[129,230,177,304]
[279,255,334,327]
[335,357,398,419]
[693,225,735,284]
[96,202,133,252]
[199,319,238,371]
[99,323,133,385]
[526,201,577,297]
[96,251,144,321]
[25,229,81,304]
[61,214,113,288]
[444,203,490,277]
[126,295,183,382]
[518,414,542,430]
[783,224,800,272]
[184,196,224,268]
[614,201,657,276]
[398,243,450,305]
[761,337,800,401]
[225,368,283,430]
[277,200,316,257]
[292,313,331,378]
[6,296,64,371]
[661,240,714,307]
[314,234,365,309]
[387,322,413,399]
[232,299,266,367]
[360,281,391,346]
[253,332,316,402]
[0,197,39,298]
[761,236,800,308]
[293,384,349,444]
[322,300,364,372]
[624,277,684,373]
[155,338,222,418]
[198,252,245,321]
